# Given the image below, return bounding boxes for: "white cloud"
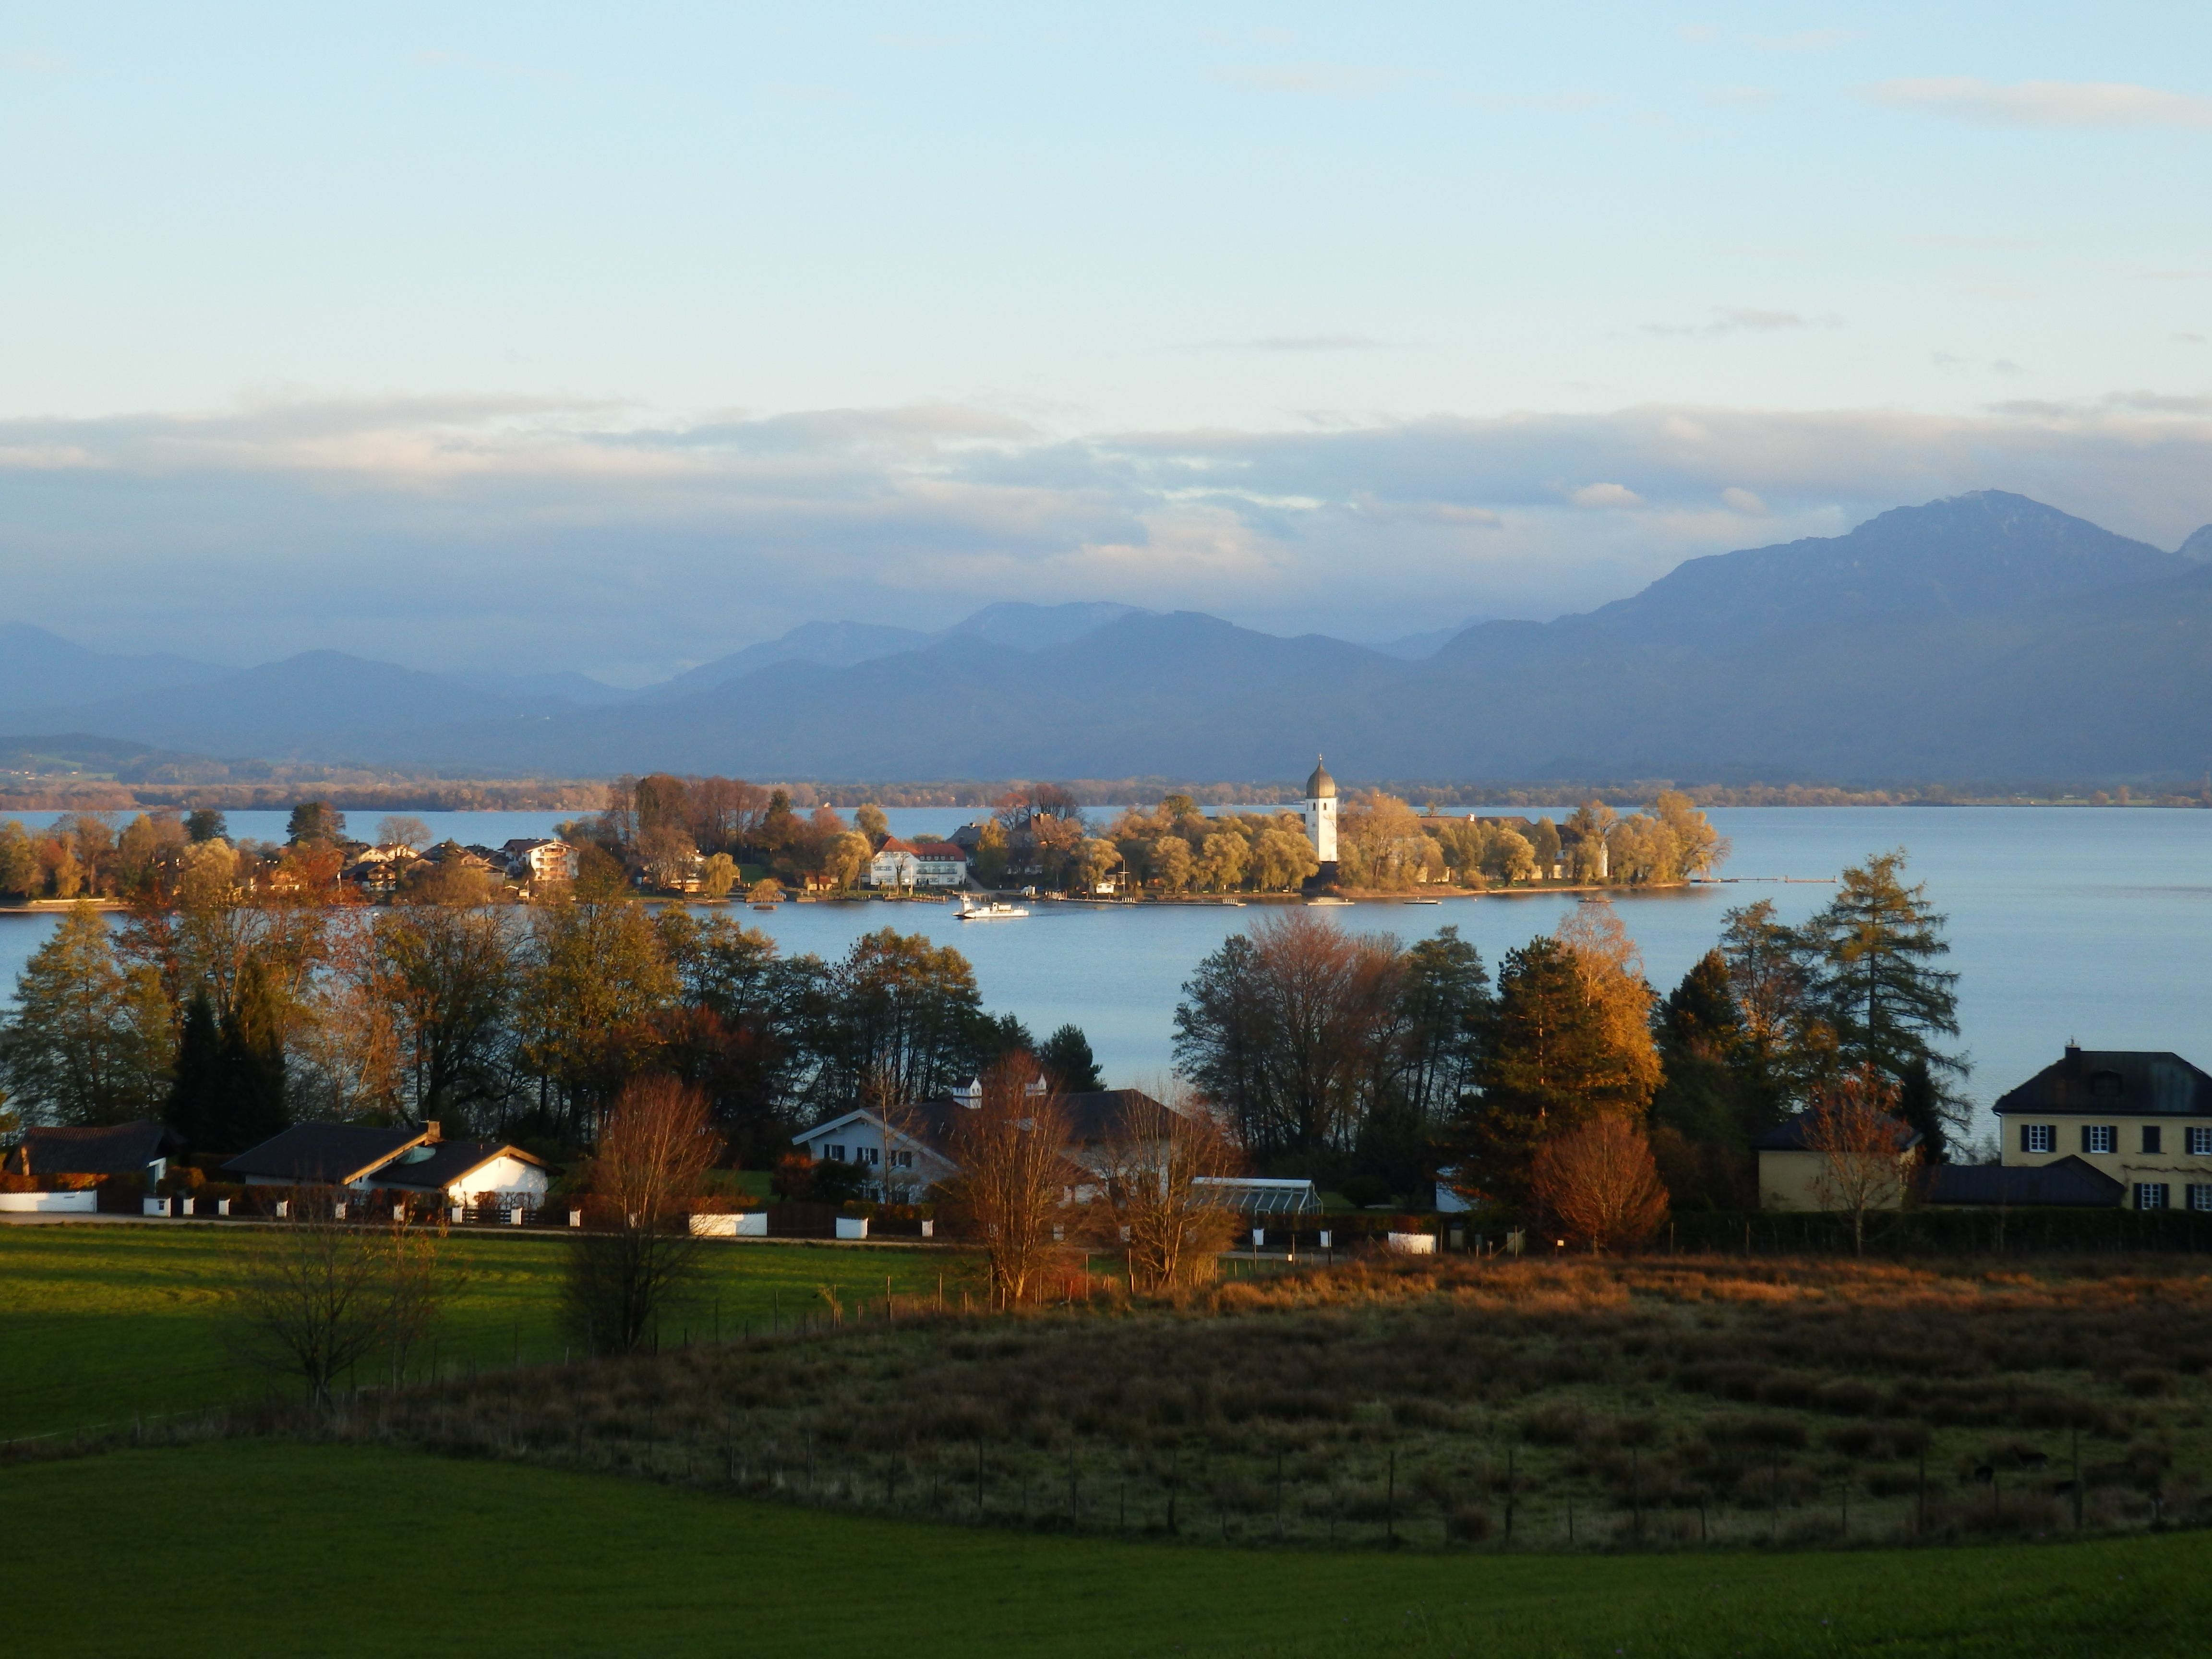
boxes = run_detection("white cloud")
[1213,64,1406,96]
[1864,78,2212,130]
[1645,307,1841,338]
[7,396,2212,674]
[1570,482,1645,509]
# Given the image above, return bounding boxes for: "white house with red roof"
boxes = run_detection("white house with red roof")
[868,837,968,889]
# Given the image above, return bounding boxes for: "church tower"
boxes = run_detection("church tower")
[1303,755,1338,877]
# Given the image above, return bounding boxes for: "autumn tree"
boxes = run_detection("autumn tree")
[563,1076,721,1355]
[795,928,989,1110]
[1456,907,1659,1209]
[375,816,431,849]
[1529,1117,1669,1252]
[941,1053,1070,1306]
[518,859,678,1138]
[286,801,346,846]
[1100,1084,1239,1293]
[1174,913,1405,1158]
[1803,1065,1918,1254]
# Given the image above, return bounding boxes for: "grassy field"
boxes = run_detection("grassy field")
[0,1221,970,1440]
[4,1438,2209,1657]
[362,1252,2212,1551]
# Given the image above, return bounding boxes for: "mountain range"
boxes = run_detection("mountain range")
[8,491,2212,784]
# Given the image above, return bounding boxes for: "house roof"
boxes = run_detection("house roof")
[875,837,921,856]
[1992,1046,2212,1117]
[222,1124,429,1185]
[913,841,967,859]
[18,1121,177,1177]
[1919,1156,2125,1208]
[1753,1113,1924,1154]
[798,1089,1175,1162]
[366,1140,547,1191]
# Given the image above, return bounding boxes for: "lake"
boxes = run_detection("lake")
[5,805,2210,1138]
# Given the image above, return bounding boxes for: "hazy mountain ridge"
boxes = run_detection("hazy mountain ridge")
[9,493,2212,781]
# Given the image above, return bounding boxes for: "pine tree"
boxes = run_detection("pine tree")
[1037,1023,1103,1093]
[217,957,289,1149]
[1459,937,1650,1207]
[1796,850,1965,1158]
[165,989,225,1148]
[0,901,171,1125]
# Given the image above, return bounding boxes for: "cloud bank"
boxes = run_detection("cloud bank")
[1865,78,2212,131]
[3,396,2210,681]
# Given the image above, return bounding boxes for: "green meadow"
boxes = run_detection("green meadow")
[4,1438,2208,1658]
[0,1221,963,1440]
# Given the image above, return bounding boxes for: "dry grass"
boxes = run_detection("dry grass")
[324,1252,2212,1552]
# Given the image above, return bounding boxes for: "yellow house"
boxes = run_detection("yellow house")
[1754,1113,1921,1212]
[1993,1046,2212,1212]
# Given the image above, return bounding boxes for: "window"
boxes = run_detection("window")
[2136,1183,2170,1211]
[2190,1185,2212,1213]
[2190,1127,2212,1157]
[827,1144,847,1162]
[2142,1125,2163,1154]
[892,1150,913,1169]
[2084,1125,2117,1155]
[2022,1124,2056,1154]
[859,1146,879,1165]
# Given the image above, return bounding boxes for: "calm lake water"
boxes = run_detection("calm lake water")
[6,806,2211,1139]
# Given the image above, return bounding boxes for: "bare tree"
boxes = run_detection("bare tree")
[1099,1081,1241,1294]
[1803,1065,1918,1255]
[1529,1117,1669,1253]
[941,1053,1070,1306]
[230,1193,442,1405]
[563,1076,721,1354]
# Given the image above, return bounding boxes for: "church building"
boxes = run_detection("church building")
[1304,756,1338,884]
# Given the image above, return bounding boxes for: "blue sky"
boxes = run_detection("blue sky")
[3,2,2209,680]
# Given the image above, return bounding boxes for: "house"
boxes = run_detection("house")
[1754,1113,1923,1212]
[4,1121,180,1184]
[867,837,922,888]
[221,1119,551,1207]
[912,841,970,888]
[1992,1045,2212,1211]
[366,1138,551,1208]
[501,838,578,884]
[790,1083,1180,1203]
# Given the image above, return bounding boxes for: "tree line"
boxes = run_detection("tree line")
[1173,850,1961,1213]
[0,851,1105,1163]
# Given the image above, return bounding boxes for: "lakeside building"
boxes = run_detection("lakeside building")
[1990,1046,2212,1212]
[1303,757,1338,883]
[866,837,968,889]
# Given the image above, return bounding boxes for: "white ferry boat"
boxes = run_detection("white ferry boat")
[957,895,1030,920]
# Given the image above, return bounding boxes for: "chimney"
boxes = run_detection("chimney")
[2063,1043,2081,1075]
[422,1120,442,1142]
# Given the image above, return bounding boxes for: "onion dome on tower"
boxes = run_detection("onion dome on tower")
[1305,756,1336,800]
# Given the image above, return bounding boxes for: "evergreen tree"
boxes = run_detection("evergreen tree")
[1647,950,1756,1209]
[1796,850,1965,1158]
[1458,937,1647,1207]
[1038,1022,1103,1092]
[285,801,346,845]
[165,989,225,1148]
[217,956,289,1149]
[0,901,171,1125]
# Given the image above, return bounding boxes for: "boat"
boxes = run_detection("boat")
[1307,896,1353,907]
[957,896,1030,920]
[1406,898,1443,905]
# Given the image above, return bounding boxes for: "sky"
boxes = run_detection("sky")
[3,2,2210,683]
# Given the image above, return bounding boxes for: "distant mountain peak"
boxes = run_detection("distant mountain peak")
[2179,524,2212,563]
